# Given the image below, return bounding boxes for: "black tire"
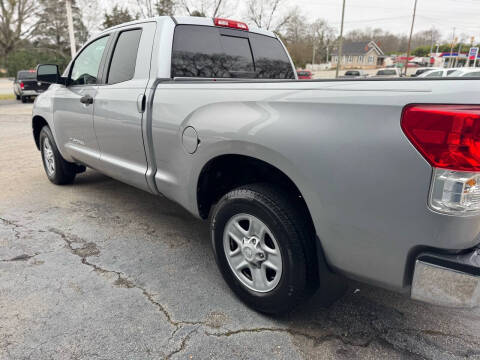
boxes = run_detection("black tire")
[21,96,26,103]
[15,94,20,100]
[211,184,319,314]
[39,126,77,185]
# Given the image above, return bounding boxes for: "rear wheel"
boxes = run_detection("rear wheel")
[21,96,26,103]
[39,126,77,185]
[15,94,20,100]
[211,184,318,314]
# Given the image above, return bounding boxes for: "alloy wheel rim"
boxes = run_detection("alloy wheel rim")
[223,213,282,293]
[42,138,55,176]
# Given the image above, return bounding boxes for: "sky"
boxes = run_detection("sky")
[292,0,480,40]
[100,0,480,41]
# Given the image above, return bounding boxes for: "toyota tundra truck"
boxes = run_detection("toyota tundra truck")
[32,16,480,314]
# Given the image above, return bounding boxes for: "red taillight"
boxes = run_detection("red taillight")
[214,18,248,31]
[401,104,480,171]
[20,82,24,89]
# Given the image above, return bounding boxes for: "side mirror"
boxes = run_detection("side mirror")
[36,64,64,84]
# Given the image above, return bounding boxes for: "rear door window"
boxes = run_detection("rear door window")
[171,25,294,79]
[107,29,142,84]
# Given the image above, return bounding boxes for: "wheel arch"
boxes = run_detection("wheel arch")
[32,115,49,150]
[196,154,316,235]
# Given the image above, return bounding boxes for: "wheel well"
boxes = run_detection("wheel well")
[197,155,314,229]
[32,116,48,150]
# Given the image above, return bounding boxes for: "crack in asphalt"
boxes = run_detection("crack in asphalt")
[164,327,198,360]
[0,217,21,240]
[206,326,428,359]
[0,253,39,262]
[2,218,479,359]
[47,227,218,360]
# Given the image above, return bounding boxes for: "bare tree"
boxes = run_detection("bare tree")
[135,0,156,17]
[180,0,234,17]
[245,0,292,32]
[77,0,103,35]
[0,0,37,63]
[134,0,176,18]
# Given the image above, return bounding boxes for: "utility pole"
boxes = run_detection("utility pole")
[335,0,346,78]
[312,42,316,66]
[404,0,418,76]
[66,0,76,58]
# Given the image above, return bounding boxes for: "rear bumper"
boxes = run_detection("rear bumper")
[21,90,40,96]
[411,248,480,308]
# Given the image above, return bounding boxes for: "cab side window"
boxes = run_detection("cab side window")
[70,36,109,86]
[107,29,142,84]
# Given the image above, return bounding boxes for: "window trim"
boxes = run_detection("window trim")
[104,27,143,85]
[67,34,112,87]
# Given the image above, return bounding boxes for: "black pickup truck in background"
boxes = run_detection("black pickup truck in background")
[13,70,50,103]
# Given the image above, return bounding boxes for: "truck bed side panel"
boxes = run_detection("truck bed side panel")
[150,80,480,290]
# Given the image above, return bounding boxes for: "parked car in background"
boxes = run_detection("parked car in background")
[448,68,480,77]
[418,68,458,78]
[373,68,402,78]
[411,67,440,77]
[13,69,50,103]
[341,70,368,78]
[296,70,312,79]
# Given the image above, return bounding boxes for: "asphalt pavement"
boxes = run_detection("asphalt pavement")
[1,100,480,360]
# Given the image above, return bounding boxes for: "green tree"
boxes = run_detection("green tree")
[6,44,70,76]
[412,45,430,57]
[102,5,136,29]
[34,0,88,61]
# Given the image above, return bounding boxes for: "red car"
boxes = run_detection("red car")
[297,70,312,79]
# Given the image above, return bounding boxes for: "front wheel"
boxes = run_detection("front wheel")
[211,184,318,314]
[39,126,77,185]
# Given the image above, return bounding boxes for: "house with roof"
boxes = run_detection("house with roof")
[331,41,385,69]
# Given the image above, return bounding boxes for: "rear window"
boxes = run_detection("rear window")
[17,71,36,80]
[345,71,360,76]
[171,25,294,79]
[297,71,310,76]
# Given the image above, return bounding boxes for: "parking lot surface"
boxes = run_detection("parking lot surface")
[1,100,480,360]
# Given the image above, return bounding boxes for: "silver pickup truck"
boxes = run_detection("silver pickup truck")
[32,16,480,314]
